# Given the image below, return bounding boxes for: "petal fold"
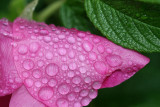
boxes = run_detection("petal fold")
[9,85,46,107]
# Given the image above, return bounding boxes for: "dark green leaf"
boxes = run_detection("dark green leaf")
[85,0,160,52]
[60,0,101,35]
[138,0,160,4]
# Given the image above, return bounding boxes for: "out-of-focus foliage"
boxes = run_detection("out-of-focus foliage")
[0,0,160,107]
[138,0,160,4]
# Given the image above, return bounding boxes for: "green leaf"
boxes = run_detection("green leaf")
[8,0,26,21]
[138,0,160,4]
[37,0,66,22]
[60,0,101,35]
[85,0,160,52]
[20,0,38,20]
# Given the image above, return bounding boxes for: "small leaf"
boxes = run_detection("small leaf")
[138,0,160,4]
[85,0,160,52]
[20,0,38,20]
[60,0,101,35]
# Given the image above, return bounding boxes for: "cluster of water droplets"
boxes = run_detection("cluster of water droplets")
[9,18,140,107]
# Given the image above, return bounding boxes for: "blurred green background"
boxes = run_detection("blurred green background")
[0,0,160,107]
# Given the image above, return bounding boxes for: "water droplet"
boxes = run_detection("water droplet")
[84,77,91,83]
[106,55,122,67]
[58,48,67,56]
[72,76,81,84]
[89,89,97,99]
[67,36,75,44]
[106,48,112,53]
[58,34,65,39]
[23,59,34,70]
[88,52,97,61]
[44,36,51,42]
[57,98,69,107]
[48,79,57,87]
[79,55,85,61]
[45,63,59,76]
[29,42,39,53]
[94,61,107,74]
[92,81,101,89]
[45,52,53,60]
[24,78,33,87]
[22,72,29,78]
[38,87,53,100]
[79,67,87,73]
[32,69,42,79]
[62,64,68,71]
[58,84,70,95]
[82,41,93,52]
[40,29,48,35]
[77,32,86,38]
[67,71,74,77]
[18,45,28,54]
[74,102,82,107]
[80,89,89,97]
[35,81,42,87]
[69,62,77,70]
[81,97,91,106]
[67,92,76,101]
[97,45,104,53]
[37,60,44,67]
[42,78,48,84]
[93,38,100,43]
[68,51,75,58]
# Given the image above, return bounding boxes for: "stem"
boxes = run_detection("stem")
[37,0,66,22]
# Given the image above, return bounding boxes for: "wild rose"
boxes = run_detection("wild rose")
[0,18,149,107]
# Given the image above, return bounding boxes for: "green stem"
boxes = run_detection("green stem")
[37,0,66,22]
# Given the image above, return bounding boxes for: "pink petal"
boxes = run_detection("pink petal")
[9,85,46,107]
[11,18,149,107]
[0,19,22,96]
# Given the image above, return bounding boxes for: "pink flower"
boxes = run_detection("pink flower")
[0,18,149,107]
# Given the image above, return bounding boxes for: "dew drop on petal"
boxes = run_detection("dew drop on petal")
[81,97,91,106]
[72,76,81,84]
[89,89,97,99]
[24,78,33,87]
[88,52,97,61]
[67,92,76,101]
[58,48,67,56]
[67,36,75,44]
[57,98,69,107]
[45,63,59,76]
[74,102,82,107]
[18,45,28,55]
[38,87,53,101]
[29,42,39,53]
[84,77,91,83]
[58,84,70,95]
[79,66,87,73]
[92,81,102,89]
[23,59,34,70]
[97,45,105,53]
[82,41,93,52]
[32,69,42,79]
[48,79,57,87]
[106,55,122,67]
[69,62,77,70]
[94,61,107,74]
[45,52,53,60]
[80,89,89,97]
[68,51,75,58]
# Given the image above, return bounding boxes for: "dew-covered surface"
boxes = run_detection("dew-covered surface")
[3,18,149,107]
[0,19,22,96]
